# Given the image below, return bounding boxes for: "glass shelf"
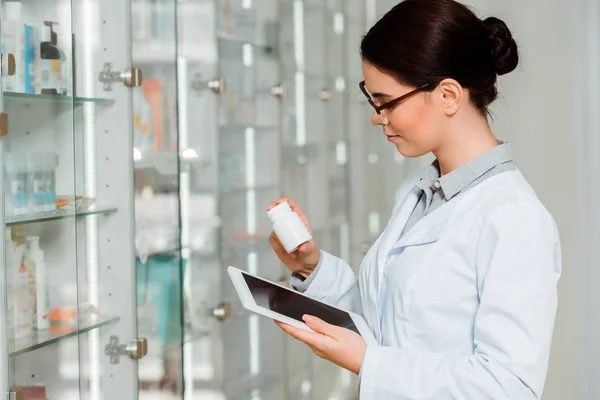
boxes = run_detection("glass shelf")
[9,315,120,357]
[4,92,116,106]
[216,35,274,51]
[137,246,187,260]
[219,125,278,133]
[219,184,279,195]
[6,207,118,226]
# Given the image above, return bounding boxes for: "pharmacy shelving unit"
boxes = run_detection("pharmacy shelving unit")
[0,0,145,399]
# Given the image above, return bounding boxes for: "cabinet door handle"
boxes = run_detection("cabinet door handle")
[319,88,332,102]
[98,63,143,91]
[207,78,226,94]
[212,302,233,321]
[271,84,285,99]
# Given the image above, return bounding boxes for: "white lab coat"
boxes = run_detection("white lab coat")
[301,168,561,400]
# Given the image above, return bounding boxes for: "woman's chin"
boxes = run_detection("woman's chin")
[395,142,427,158]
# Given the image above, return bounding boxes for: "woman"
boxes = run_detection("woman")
[267,1,561,399]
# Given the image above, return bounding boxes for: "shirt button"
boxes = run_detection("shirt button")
[433,181,441,189]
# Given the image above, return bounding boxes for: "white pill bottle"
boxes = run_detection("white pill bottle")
[267,201,313,253]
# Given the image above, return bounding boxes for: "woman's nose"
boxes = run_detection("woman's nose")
[370,112,388,126]
[370,112,381,126]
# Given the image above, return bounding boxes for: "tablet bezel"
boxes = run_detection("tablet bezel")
[227,266,376,344]
[228,266,313,332]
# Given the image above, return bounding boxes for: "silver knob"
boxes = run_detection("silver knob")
[208,78,226,94]
[105,335,149,363]
[271,84,285,99]
[122,67,143,88]
[125,338,148,360]
[319,88,332,102]
[212,302,233,321]
[98,63,143,91]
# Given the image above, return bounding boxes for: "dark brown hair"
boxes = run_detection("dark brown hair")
[360,0,519,115]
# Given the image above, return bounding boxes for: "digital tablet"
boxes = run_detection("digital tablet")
[227,266,376,345]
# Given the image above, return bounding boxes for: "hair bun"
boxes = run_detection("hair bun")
[483,17,519,75]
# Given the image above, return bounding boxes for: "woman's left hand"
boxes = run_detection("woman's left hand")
[276,315,367,375]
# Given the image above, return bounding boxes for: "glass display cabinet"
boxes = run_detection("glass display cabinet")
[0,0,409,399]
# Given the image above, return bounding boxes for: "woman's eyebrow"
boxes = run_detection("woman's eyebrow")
[371,91,392,99]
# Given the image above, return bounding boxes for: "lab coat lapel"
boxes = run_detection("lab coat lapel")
[392,195,458,250]
[376,186,421,290]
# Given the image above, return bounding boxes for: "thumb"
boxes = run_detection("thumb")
[303,315,340,337]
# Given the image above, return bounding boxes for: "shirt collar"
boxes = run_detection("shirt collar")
[439,141,514,200]
[416,141,514,200]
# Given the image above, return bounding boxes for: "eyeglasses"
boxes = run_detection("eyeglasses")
[359,80,431,124]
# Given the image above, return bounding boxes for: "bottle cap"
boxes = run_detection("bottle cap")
[4,2,22,21]
[267,201,292,222]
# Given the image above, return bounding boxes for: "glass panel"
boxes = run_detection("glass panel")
[130,0,185,397]
[179,0,288,399]
[0,1,82,399]
[69,0,164,398]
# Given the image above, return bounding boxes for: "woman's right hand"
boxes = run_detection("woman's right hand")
[267,197,321,279]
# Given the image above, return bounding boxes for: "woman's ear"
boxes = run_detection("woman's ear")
[438,78,463,116]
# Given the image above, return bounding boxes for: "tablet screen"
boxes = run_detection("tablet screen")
[242,272,360,335]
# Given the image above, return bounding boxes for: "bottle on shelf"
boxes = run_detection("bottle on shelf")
[7,233,31,339]
[27,153,45,214]
[58,34,69,95]
[46,21,69,95]
[23,22,36,94]
[5,153,29,217]
[39,24,61,95]
[25,236,50,330]
[47,153,58,211]
[132,0,152,41]
[1,1,23,92]
[133,88,155,153]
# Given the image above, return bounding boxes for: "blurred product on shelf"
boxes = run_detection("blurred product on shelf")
[6,226,55,340]
[25,236,50,330]
[1,1,23,92]
[133,85,156,153]
[0,2,72,95]
[10,386,47,400]
[135,190,220,260]
[6,230,30,339]
[39,24,61,95]
[55,195,97,211]
[4,152,58,217]
[143,80,163,150]
[217,1,257,41]
[23,23,35,94]
[131,0,176,42]
[49,301,98,326]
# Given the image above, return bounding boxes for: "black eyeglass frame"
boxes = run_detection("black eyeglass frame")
[359,80,432,120]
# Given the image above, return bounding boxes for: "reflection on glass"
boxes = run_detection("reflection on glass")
[131,0,184,397]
